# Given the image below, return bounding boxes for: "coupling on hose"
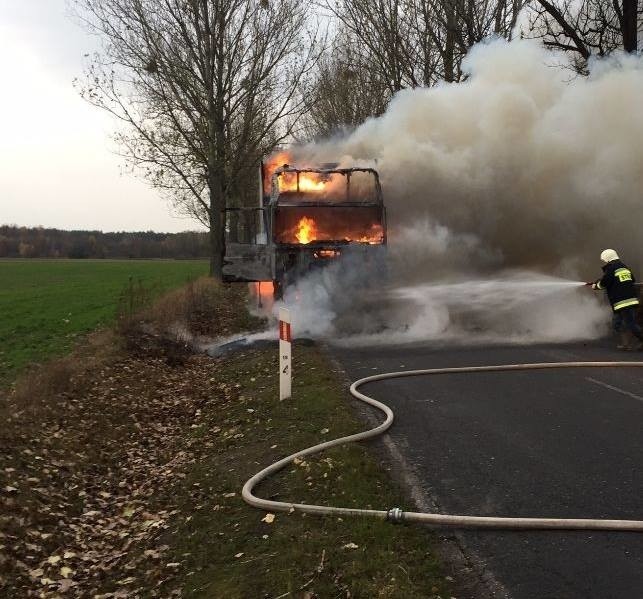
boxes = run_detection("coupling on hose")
[387,507,405,523]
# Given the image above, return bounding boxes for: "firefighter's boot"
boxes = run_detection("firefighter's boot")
[617,332,632,351]
[633,332,643,351]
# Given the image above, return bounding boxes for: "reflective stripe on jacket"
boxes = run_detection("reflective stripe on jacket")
[596,260,640,312]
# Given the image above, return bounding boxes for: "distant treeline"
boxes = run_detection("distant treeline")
[0,226,209,259]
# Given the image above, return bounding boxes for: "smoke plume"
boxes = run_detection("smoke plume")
[296,38,643,279]
[265,38,643,344]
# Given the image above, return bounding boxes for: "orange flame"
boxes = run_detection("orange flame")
[263,151,332,194]
[297,175,326,192]
[262,151,292,196]
[277,171,328,193]
[284,216,384,245]
[295,217,317,244]
[357,224,385,244]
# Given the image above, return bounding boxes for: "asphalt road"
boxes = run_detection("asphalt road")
[332,339,643,599]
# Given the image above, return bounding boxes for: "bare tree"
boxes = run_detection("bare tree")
[411,0,525,81]
[324,0,524,89]
[526,0,642,72]
[322,0,423,91]
[299,30,391,139]
[76,0,322,278]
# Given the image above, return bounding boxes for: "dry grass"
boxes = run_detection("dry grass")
[14,358,75,401]
[3,278,263,432]
[4,330,120,415]
[119,277,265,343]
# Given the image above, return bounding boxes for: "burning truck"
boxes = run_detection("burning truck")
[223,153,387,298]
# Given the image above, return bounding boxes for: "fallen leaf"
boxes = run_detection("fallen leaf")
[223,492,236,498]
[261,513,275,524]
[47,555,61,565]
[60,566,73,578]
[29,568,44,578]
[342,542,359,550]
[58,578,75,592]
[63,551,76,559]
[234,552,244,558]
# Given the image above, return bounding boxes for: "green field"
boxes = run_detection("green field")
[0,259,208,387]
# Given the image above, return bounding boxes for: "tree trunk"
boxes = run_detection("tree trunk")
[494,0,505,34]
[208,180,225,280]
[444,0,456,82]
[622,0,637,53]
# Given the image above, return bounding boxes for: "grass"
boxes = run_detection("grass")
[1,276,448,597]
[162,345,449,598]
[0,259,208,386]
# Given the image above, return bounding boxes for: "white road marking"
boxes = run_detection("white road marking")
[585,377,643,405]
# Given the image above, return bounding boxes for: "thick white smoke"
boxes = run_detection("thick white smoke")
[266,39,643,345]
[299,38,643,278]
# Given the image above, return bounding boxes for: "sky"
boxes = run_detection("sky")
[0,1,203,233]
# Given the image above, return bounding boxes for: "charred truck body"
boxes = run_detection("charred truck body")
[223,158,387,298]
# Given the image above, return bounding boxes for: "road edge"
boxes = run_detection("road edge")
[322,343,511,599]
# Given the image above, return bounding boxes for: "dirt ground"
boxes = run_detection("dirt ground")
[1,332,230,596]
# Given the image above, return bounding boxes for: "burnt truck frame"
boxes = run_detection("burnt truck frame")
[222,164,387,298]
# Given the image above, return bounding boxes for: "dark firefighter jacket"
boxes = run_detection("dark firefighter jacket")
[595,260,640,312]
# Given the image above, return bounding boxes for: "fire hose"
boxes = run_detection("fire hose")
[242,361,643,531]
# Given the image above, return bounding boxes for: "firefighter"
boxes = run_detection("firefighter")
[592,249,643,350]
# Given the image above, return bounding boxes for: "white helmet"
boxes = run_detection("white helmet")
[600,249,619,263]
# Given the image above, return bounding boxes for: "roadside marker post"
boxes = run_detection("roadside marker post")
[279,307,292,400]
